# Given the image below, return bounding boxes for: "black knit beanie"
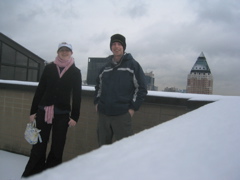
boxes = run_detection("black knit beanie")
[110,34,126,51]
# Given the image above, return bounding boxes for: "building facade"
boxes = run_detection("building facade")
[186,52,213,94]
[86,57,108,86]
[0,33,46,82]
[145,71,158,91]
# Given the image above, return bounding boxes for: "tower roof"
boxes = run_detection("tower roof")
[190,52,211,74]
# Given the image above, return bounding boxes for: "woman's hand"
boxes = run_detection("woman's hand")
[29,114,36,122]
[68,118,76,127]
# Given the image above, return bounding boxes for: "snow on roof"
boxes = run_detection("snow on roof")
[30,93,240,180]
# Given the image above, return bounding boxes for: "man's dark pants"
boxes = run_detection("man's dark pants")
[97,112,133,146]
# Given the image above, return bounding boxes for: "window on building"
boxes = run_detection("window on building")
[1,43,15,65]
[16,52,28,66]
[28,69,38,81]
[0,65,14,80]
[0,41,41,82]
[29,58,39,68]
[15,67,27,81]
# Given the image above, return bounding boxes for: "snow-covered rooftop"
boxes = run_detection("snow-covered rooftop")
[1,79,240,180]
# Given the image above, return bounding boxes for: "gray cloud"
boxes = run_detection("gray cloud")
[192,0,240,24]
[124,1,149,18]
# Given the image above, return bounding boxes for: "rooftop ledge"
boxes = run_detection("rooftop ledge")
[0,79,235,102]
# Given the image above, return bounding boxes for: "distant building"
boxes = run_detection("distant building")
[145,71,158,91]
[186,52,213,94]
[86,57,108,86]
[163,87,186,93]
[0,33,46,82]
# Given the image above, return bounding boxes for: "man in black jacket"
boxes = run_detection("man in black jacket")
[94,34,147,146]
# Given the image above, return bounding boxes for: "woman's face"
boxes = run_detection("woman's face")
[57,47,73,60]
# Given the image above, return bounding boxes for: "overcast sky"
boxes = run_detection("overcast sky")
[1,0,239,96]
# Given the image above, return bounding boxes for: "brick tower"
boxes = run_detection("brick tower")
[186,52,213,94]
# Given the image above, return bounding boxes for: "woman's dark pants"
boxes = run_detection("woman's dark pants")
[22,109,69,178]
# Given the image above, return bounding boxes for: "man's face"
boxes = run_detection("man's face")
[111,42,124,57]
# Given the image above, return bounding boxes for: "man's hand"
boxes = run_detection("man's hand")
[68,119,76,127]
[128,109,135,117]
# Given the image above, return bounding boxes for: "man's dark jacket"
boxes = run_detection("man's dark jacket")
[94,53,147,116]
[30,62,82,122]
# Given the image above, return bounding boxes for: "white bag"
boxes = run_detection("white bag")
[24,120,42,145]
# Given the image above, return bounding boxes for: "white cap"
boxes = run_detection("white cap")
[58,42,72,51]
